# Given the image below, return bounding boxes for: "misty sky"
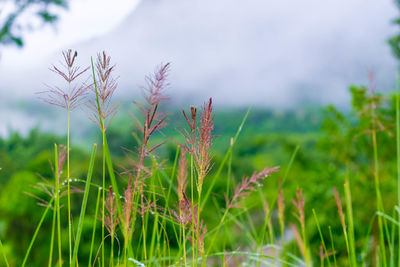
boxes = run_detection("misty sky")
[0,0,399,135]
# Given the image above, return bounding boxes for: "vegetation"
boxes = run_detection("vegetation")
[1,50,400,266]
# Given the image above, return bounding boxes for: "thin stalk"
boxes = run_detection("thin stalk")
[226,138,233,199]
[182,224,187,266]
[141,208,147,263]
[190,154,195,267]
[390,210,396,267]
[54,144,62,266]
[265,206,274,244]
[48,200,56,267]
[110,232,114,267]
[197,187,202,266]
[312,209,331,267]
[148,152,159,266]
[279,210,285,259]
[328,226,337,267]
[102,130,106,267]
[301,218,311,267]
[89,188,102,266]
[67,105,72,266]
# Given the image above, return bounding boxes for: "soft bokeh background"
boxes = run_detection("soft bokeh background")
[2,0,400,266]
[0,0,398,137]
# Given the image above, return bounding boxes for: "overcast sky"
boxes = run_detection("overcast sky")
[1,0,398,108]
[0,0,399,135]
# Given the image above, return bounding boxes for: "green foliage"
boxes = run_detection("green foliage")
[3,84,400,265]
[0,171,38,217]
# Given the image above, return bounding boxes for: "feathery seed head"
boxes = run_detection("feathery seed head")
[333,187,346,231]
[87,51,119,130]
[37,49,89,110]
[177,149,188,202]
[292,188,305,231]
[227,166,279,209]
[131,63,171,180]
[104,186,118,236]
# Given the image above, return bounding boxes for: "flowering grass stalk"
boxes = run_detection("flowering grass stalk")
[88,51,119,267]
[181,98,215,265]
[131,63,169,264]
[292,189,311,266]
[104,186,118,265]
[37,49,89,264]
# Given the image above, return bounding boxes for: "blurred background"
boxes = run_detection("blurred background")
[0,0,398,138]
[2,0,400,265]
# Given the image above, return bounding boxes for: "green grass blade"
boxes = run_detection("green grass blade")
[48,201,56,267]
[54,144,62,266]
[71,144,97,266]
[89,187,102,266]
[344,181,357,267]
[104,136,120,198]
[22,196,54,267]
[328,226,337,267]
[312,209,331,267]
[360,213,377,267]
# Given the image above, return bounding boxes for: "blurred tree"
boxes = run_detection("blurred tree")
[0,0,68,48]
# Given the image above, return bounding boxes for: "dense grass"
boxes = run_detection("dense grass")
[1,51,400,266]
